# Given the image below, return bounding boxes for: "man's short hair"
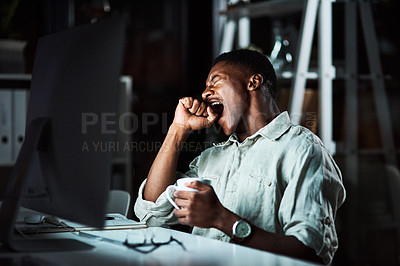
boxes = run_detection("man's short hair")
[213,49,277,99]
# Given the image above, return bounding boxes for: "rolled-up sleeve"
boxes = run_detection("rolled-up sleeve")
[133,179,178,226]
[134,156,201,226]
[278,139,346,264]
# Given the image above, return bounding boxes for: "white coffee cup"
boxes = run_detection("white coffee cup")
[166,177,211,209]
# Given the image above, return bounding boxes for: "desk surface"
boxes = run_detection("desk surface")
[0,226,319,266]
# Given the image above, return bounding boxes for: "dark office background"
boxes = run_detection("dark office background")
[1,0,400,265]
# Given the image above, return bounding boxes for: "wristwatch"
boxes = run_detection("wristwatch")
[231,219,252,243]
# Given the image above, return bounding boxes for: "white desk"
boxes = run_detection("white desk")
[0,226,319,266]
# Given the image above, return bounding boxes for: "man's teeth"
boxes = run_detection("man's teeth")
[210,102,224,114]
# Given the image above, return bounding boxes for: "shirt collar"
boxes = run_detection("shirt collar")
[250,111,292,141]
[213,111,292,147]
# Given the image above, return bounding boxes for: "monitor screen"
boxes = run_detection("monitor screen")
[0,16,125,251]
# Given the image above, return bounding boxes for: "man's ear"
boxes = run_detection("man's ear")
[248,74,263,91]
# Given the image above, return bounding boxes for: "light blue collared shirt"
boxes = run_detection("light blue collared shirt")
[134,111,346,264]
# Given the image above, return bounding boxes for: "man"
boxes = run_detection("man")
[134,49,346,264]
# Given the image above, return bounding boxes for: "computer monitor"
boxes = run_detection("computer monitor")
[0,16,125,251]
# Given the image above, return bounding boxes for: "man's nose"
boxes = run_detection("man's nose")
[202,88,213,101]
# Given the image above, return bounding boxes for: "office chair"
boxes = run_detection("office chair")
[106,190,131,216]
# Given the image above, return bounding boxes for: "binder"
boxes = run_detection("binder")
[12,89,28,162]
[0,89,12,165]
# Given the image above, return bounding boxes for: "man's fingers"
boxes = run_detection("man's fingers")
[185,181,209,191]
[180,97,193,109]
[206,106,219,125]
[177,216,189,225]
[174,198,190,209]
[176,97,219,131]
[195,102,207,116]
[189,99,201,114]
[174,190,194,199]
[174,208,186,219]
[174,204,189,218]
[181,98,207,117]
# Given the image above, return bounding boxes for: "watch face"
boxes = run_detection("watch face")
[236,220,251,238]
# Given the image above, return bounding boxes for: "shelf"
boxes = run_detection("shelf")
[0,74,32,88]
[220,0,304,19]
[279,70,318,80]
[0,73,32,80]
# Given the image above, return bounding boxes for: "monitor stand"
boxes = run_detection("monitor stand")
[0,118,93,252]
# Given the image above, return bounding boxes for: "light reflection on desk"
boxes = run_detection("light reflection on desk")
[0,226,319,266]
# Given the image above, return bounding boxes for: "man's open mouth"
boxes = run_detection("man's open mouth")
[210,102,224,115]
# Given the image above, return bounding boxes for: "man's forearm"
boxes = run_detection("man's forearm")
[215,208,322,263]
[143,123,191,202]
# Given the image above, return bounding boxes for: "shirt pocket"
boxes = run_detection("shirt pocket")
[200,173,220,189]
[236,170,276,222]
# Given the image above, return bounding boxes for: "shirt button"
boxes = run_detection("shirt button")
[266,181,272,186]
[324,217,331,226]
